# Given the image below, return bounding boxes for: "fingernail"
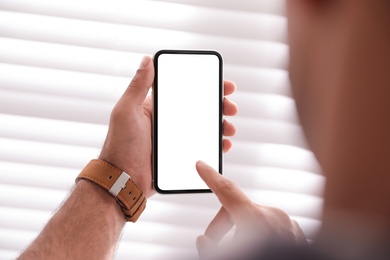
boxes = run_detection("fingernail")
[139,56,150,68]
[196,160,208,167]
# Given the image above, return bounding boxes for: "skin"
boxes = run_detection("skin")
[16,181,126,260]
[287,0,390,230]
[195,161,306,259]
[287,0,390,257]
[17,56,238,259]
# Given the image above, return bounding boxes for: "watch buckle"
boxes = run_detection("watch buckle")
[109,172,130,196]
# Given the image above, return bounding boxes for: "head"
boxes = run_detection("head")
[286,0,390,233]
[287,0,390,162]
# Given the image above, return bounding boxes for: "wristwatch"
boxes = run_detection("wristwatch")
[76,159,146,222]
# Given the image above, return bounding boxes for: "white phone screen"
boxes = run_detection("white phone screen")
[153,50,223,193]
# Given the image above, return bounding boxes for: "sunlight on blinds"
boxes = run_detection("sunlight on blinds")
[0,0,324,259]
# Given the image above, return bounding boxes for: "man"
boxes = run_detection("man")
[202,0,390,258]
[18,0,390,259]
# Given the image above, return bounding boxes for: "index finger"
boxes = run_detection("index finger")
[196,161,251,213]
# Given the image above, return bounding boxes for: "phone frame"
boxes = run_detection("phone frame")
[153,49,224,194]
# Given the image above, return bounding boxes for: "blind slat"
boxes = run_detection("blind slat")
[0,90,113,124]
[115,239,196,260]
[0,161,78,190]
[0,228,37,252]
[0,0,287,43]
[0,249,18,260]
[225,164,324,197]
[230,117,308,148]
[246,190,323,220]
[0,185,67,211]
[0,63,128,101]
[0,114,107,148]
[225,142,322,174]
[225,64,292,96]
[231,92,299,124]
[0,37,142,77]
[0,138,98,168]
[0,11,288,69]
[151,0,286,16]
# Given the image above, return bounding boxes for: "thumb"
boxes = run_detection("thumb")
[125,56,154,105]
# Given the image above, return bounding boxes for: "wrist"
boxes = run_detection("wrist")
[98,150,137,182]
[76,159,147,222]
[75,179,125,223]
[98,152,151,197]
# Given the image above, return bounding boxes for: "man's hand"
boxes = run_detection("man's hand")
[195,161,307,259]
[99,56,238,198]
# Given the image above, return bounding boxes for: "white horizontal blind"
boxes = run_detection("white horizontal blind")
[0,0,324,259]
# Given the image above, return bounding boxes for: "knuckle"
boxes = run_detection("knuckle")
[130,67,147,87]
[266,206,291,222]
[110,103,122,120]
[130,71,141,86]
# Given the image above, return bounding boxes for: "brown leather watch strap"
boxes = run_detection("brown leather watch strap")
[76,159,146,222]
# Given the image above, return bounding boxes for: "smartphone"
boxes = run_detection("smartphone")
[153,50,223,194]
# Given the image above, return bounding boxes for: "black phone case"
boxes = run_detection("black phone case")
[153,49,223,194]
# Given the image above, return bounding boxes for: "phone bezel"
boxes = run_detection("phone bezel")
[153,49,223,194]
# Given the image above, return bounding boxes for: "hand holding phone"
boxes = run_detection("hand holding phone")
[153,50,223,194]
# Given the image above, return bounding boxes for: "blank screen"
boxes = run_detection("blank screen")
[154,51,222,192]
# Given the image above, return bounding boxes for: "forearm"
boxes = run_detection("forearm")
[18,180,125,260]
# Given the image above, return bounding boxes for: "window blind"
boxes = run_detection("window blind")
[0,0,325,259]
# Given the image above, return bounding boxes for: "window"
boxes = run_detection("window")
[0,0,324,259]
